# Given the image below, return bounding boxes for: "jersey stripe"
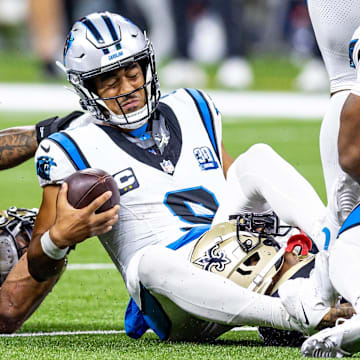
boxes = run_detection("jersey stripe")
[185,88,220,160]
[49,132,89,170]
[167,225,210,250]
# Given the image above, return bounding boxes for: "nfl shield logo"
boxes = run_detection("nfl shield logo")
[160,159,175,174]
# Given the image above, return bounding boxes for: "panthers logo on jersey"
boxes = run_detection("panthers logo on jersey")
[36,156,57,181]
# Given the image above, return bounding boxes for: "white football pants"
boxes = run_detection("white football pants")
[126,244,308,341]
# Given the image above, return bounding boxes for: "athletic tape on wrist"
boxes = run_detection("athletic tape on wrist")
[40,230,69,260]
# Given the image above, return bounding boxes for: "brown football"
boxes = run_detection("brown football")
[64,168,120,213]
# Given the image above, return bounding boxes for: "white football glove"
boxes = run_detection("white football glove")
[278,251,338,334]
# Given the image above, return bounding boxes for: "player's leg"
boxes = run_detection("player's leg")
[319,91,360,250]
[319,92,348,203]
[132,245,318,336]
[214,143,326,249]
[307,0,360,249]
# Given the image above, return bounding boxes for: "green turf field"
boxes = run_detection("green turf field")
[0,112,328,359]
[0,51,302,92]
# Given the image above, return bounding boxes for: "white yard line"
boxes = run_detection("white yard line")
[0,327,256,338]
[67,263,116,270]
[0,83,326,119]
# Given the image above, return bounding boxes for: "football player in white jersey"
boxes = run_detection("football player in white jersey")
[299,20,360,357]
[283,2,360,356]
[24,11,344,341]
[306,0,360,250]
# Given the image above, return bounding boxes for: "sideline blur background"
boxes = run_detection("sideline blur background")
[0,0,328,92]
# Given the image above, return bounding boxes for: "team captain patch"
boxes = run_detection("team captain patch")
[113,168,139,195]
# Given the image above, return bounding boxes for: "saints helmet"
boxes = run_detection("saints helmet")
[191,213,291,295]
[0,207,38,285]
[63,11,160,130]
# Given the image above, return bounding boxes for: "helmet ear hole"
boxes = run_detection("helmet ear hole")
[244,252,260,266]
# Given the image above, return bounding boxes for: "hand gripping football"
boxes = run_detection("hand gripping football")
[64,168,120,213]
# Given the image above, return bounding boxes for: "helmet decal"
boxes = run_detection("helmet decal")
[63,32,74,61]
[193,244,231,272]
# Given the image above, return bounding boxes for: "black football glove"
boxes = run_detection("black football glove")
[35,110,84,144]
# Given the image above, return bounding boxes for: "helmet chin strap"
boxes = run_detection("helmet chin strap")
[107,104,149,130]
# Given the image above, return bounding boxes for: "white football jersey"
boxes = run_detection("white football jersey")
[307,0,359,92]
[35,88,226,281]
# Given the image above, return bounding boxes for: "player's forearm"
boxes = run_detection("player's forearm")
[339,94,360,182]
[0,254,61,333]
[27,232,66,282]
[316,303,355,330]
[221,142,233,177]
[0,126,37,170]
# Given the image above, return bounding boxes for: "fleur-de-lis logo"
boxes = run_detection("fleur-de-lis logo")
[194,244,231,272]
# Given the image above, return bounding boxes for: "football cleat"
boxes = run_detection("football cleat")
[301,315,360,357]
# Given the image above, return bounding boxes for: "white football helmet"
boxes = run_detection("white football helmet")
[191,213,291,295]
[63,12,160,130]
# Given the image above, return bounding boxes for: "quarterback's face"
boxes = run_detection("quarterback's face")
[95,62,146,115]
